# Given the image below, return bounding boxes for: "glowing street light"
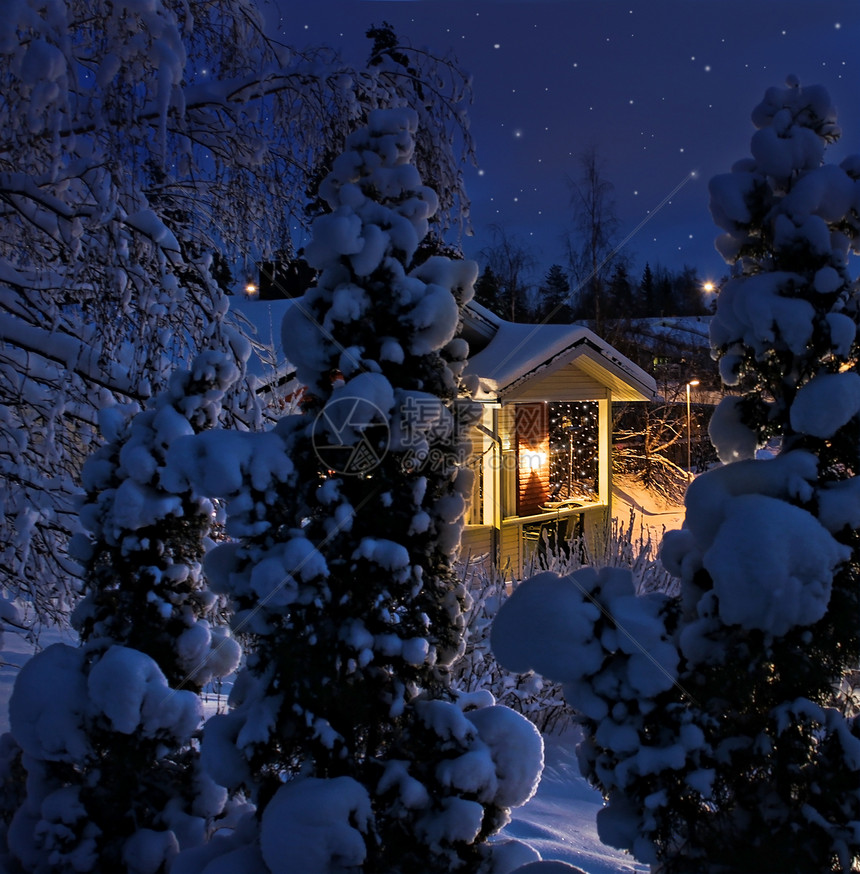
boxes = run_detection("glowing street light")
[686,379,700,480]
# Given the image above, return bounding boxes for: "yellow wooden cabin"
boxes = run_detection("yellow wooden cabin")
[230,293,657,579]
[459,303,657,579]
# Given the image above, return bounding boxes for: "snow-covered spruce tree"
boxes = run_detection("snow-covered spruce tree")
[664,75,860,871]
[69,351,244,689]
[170,109,543,874]
[3,351,243,874]
[0,0,473,627]
[493,79,860,874]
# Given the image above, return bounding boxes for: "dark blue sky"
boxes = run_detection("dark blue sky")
[269,0,860,286]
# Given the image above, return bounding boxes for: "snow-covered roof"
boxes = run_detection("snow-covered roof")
[229,294,657,404]
[226,293,295,382]
[463,302,657,403]
[225,294,303,404]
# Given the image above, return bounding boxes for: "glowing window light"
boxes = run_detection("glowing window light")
[522,450,546,470]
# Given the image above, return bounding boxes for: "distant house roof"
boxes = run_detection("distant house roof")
[226,293,298,394]
[462,302,657,403]
[228,294,657,404]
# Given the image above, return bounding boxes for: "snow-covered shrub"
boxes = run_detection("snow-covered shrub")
[493,79,860,873]
[2,352,243,873]
[170,109,542,873]
[452,560,572,736]
[526,509,676,596]
[452,512,673,735]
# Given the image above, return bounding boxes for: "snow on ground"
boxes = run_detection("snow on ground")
[612,475,686,547]
[504,731,647,873]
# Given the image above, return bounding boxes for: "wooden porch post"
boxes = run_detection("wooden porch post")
[599,395,611,518]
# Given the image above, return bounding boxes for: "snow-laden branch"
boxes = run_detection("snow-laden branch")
[0,313,137,398]
[0,0,473,631]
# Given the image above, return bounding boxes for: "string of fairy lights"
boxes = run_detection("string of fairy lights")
[548,401,598,501]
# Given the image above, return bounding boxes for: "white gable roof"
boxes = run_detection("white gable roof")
[463,302,657,403]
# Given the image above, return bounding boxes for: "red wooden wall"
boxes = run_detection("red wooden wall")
[516,403,550,516]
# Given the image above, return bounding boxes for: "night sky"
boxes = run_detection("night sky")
[270,0,860,287]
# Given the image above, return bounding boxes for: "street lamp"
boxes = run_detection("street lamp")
[686,379,700,480]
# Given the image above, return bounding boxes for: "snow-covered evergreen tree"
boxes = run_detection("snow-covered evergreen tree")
[69,353,244,690]
[661,74,860,872]
[492,78,860,873]
[3,352,244,873]
[169,109,542,874]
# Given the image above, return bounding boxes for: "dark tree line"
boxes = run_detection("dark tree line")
[474,258,713,324]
